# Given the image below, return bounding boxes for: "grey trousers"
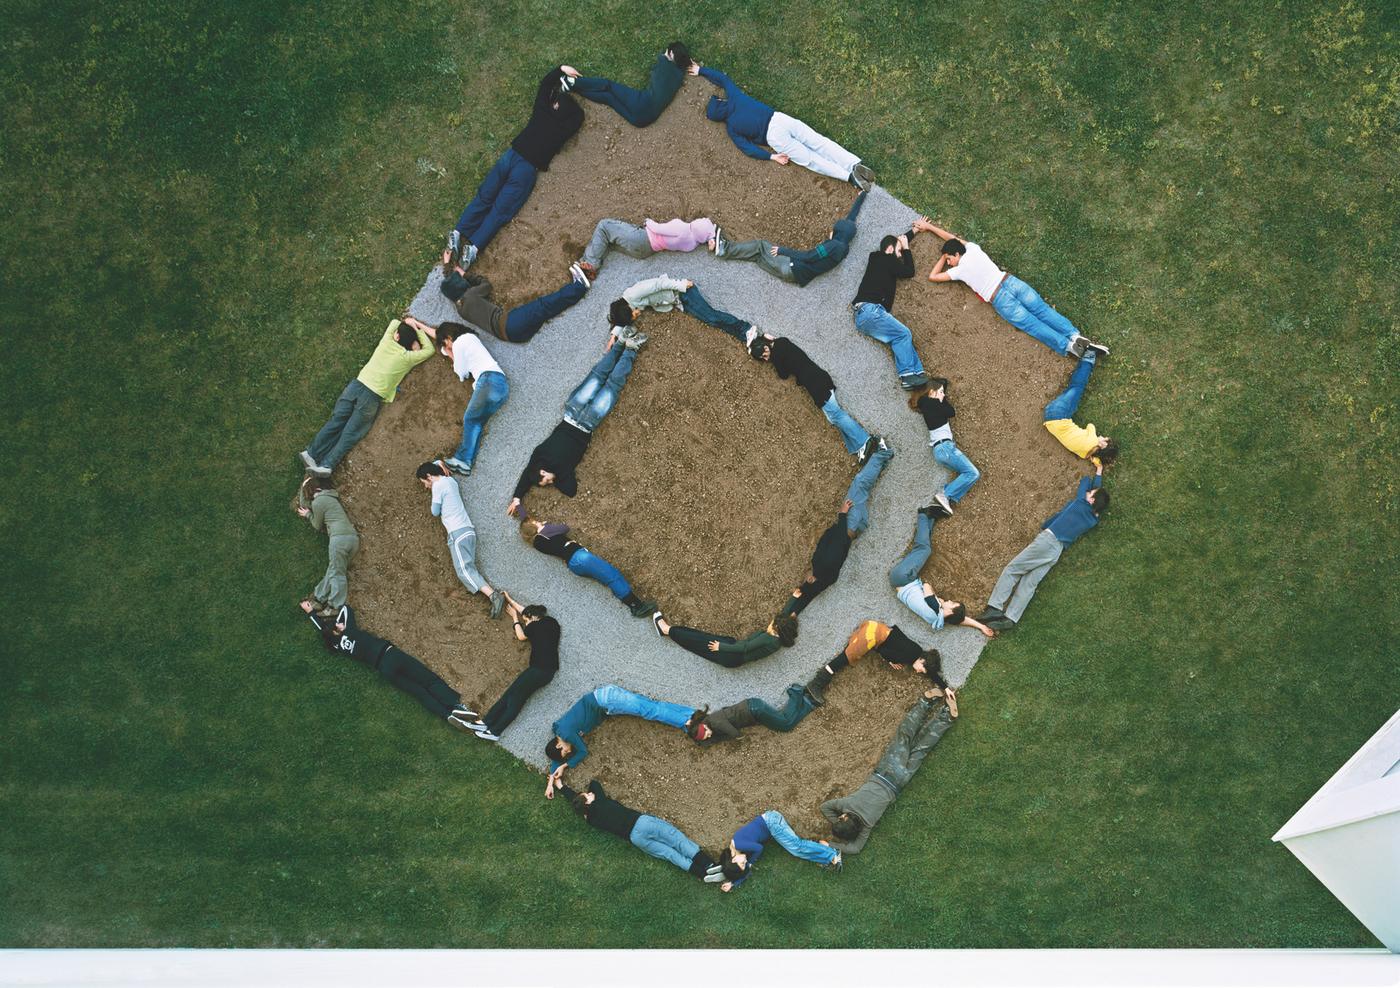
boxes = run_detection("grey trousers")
[988,529,1064,622]
[582,219,655,269]
[877,698,954,789]
[721,239,796,282]
[314,533,360,608]
[447,526,487,594]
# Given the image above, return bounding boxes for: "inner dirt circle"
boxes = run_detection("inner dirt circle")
[330,78,1085,847]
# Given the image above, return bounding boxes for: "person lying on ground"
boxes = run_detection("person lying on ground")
[979,464,1109,631]
[805,620,950,705]
[296,475,360,616]
[570,42,693,128]
[302,600,478,730]
[416,460,507,618]
[518,518,656,617]
[299,317,433,476]
[684,661,839,744]
[607,275,752,344]
[544,684,699,789]
[571,216,716,284]
[691,63,873,189]
[706,811,842,891]
[784,439,894,616]
[909,377,979,513]
[427,320,508,477]
[888,505,997,637]
[925,221,1110,360]
[439,265,589,344]
[746,330,884,461]
[1044,350,1118,465]
[820,687,958,855]
[561,778,720,880]
[649,611,799,668]
[456,598,558,742]
[710,190,867,286]
[850,217,942,391]
[507,330,648,515]
[443,65,583,267]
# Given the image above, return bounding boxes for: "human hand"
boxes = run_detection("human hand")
[721,882,734,892]
[841,498,853,513]
[772,153,790,165]
[707,641,721,652]
[560,65,579,77]
[981,626,996,639]
[507,498,522,517]
[683,280,694,289]
[769,245,779,256]
[296,507,309,517]
[687,62,702,76]
[913,215,934,231]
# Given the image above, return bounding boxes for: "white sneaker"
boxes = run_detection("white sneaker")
[934,492,953,515]
[569,263,591,288]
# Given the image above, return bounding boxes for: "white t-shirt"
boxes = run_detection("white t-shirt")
[451,334,503,383]
[948,242,1006,302]
[431,475,472,533]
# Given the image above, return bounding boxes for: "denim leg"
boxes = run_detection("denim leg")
[933,441,980,504]
[319,381,382,469]
[454,371,510,467]
[575,346,637,431]
[876,700,953,789]
[307,379,359,464]
[1004,542,1063,623]
[461,150,537,250]
[454,150,512,241]
[993,276,1075,355]
[563,346,626,422]
[567,548,633,601]
[1044,354,1096,421]
[854,304,924,379]
[1014,275,1081,340]
[761,810,840,865]
[747,686,815,732]
[595,684,693,730]
[821,392,870,454]
[573,77,652,126]
[845,444,893,536]
[680,286,751,342]
[843,189,869,226]
[630,815,699,871]
[888,512,933,588]
[721,240,796,282]
[583,219,654,269]
[503,281,587,343]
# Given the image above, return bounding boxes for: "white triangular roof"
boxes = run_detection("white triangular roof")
[1273,708,1400,842]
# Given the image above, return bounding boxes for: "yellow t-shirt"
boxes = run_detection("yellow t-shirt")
[356,320,434,402]
[1045,418,1099,459]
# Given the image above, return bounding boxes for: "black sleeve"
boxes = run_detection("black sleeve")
[555,469,579,498]
[589,779,606,799]
[895,239,916,278]
[512,451,542,500]
[337,604,357,633]
[558,784,579,802]
[533,66,566,116]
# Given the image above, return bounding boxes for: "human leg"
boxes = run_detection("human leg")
[307,379,359,466]
[761,810,840,866]
[665,624,736,660]
[932,441,980,504]
[888,512,933,588]
[594,683,694,730]
[746,686,816,732]
[1004,538,1064,623]
[992,276,1076,355]
[766,113,859,180]
[567,548,634,601]
[574,346,638,431]
[877,700,953,789]
[502,281,588,343]
[447,526,489,595]
[453,371,510,468]
[679,285,751,342]
[454,150,512,241]
[460,150,537,250]
[313,533,360,608]
[314,381,382,470]
[1044,353,1097,421]
[719,240,797,282]
[820,393,871,455]
[629,815,701,871]
[482,665,551,735]
[842,189,869,225]
[563,345,625,422]
[572,77,651,125]
[987,530,1062,618]
[853,304,925,380]
[582,218,654,269]
[378,646,462,719]
[845,443,893,536]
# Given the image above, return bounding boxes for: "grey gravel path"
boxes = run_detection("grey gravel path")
[409,187,989,770]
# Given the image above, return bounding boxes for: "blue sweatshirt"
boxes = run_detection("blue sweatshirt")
[728,814,772,888]
[698,67,776,160]
[550,691,606,770]
[778,218,858,286]
[1044,475,1103,544]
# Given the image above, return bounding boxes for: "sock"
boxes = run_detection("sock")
[827,653,850,676]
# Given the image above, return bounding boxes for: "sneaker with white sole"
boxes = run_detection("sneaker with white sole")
[472,726,501,742]
[1084,340,1110,359]
[569,263,591,289]
[934,491,953,515]
[444,457,472,476]
[299,450,318,470]
[623,331,648,350]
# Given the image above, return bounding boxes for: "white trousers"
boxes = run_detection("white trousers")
[765,112,860,180]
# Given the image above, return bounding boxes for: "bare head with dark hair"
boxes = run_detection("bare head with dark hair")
[609,298,637,327]
[941,238,966,258]
[394,320,422,350]
[769,613,799,647]
[415,460,449,488]
[831,812,863,843]
[1089,487,1110,516]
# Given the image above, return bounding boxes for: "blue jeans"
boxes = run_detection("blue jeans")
[932,440,979,504]
[504,280,587,343]
[574,55,680,127]
[681,286,751,342]
[307,378,382,469]
[846,443,893,535]
[454,148,538,249]
[1044,353,1097,421]
[853,303,924,379]
[761,810,839,866]
[454,370,509,467]
[748,685,817,732]
[820,393,870,454]
[593,684,694,730]
[629,815,700,871]
[563,345,637,432]
[889,511,933,588]
[567,547,633,601]
[992,274,1080,355]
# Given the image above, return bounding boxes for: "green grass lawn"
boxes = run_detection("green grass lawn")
[1,0,1396,947]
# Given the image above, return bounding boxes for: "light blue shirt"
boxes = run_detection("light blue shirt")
[896,580,944,630]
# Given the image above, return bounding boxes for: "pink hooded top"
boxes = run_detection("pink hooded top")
[645,217,718,253]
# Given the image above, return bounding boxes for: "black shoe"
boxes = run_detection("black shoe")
[919,502,952,520]
[629,598,657,618]
[899,372,929,391]
[986,616,1017,632]
[856,435,881,464]
[976,606,1006,623]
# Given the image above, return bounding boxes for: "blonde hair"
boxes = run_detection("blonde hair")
[519,519,543,543]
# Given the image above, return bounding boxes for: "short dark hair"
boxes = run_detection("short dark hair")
[879,234,899,252]
[394,321,419,348]
[545,738,568,764]
[719,846,748,880]
[436,321,472,346]
[772,613,798,647]
[1091,488,1110,516]
[930,376,950,392]
[946,603,967,625]
[415,460,448,481]
[942,238,966,256]
[684,706,710,740]
[920,648,948,689]
[747,335,772,361]
[522,603,548,620]
[1098,440,1119,466]
[609,298,634,326]
[667,41,693,70]
[570,792,591,817]
[831,812,863,842]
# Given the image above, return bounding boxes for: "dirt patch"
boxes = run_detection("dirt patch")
[333,77,1091,848]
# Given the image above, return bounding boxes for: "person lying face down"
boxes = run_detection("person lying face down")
[682,659,840,744]
[706,811,842,892]
[543,685,700,796]
[650,611,798,668]
[560,778,719,880]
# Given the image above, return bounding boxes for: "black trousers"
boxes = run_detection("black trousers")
[483,665,555,734]
[377,646,461,719]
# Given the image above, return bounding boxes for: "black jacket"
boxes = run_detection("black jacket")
[560,780,641,840]
[769,336,835,407]
[852,233,916,310]
[512,421,592,500]
[511,67,584,171]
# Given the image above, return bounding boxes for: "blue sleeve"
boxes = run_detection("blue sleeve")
[904,591,944,631]
[1077,476,1092,498]
[729,125,771,160]
[697,66,733,93]
[1091,473,1103,490]
[566,735,588,769]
